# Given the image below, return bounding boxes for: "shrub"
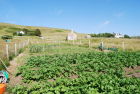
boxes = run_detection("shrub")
[124,34,131,38]
[0,58,10,70]
[34,29,41,36]
[90,33,114,38]
[1,35,13,40]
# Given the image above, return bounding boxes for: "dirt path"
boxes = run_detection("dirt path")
[7,53,26,86]
[4,53,27,94]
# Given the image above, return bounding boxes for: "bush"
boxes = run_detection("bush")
[0,58,10,70]
[13,28,41,36]
[124,34,130,38]
[34,29,41,36]
[90,33,114,38]
[9,53,16,61]
[18,48,24,54]
[1,35,13,40]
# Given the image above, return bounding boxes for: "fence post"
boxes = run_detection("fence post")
[6,44,9,60]
[15,43,17,56]
[89,39,91,48]
[102,41,104,50]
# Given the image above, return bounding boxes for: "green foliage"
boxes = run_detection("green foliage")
[18,48,24,54]
[34,29,41,36]
[22,28,28,34]
[12,28,42,36]
[90,33,114,38]
[1,35,13,40]
[0,58,9,70]
[124,34,131,38]
[9,53,16,61]
[13,51,140,94]
[29,45,44,53]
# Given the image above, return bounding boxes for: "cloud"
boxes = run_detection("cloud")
[103,20,110,25]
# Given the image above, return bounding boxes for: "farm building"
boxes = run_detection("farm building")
[114,33,124,38]
[67,31,77,40]
[16,31,25,35]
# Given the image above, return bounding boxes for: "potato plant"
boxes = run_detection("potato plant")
[13,51,140,94]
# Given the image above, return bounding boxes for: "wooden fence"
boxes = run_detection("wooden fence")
[0,38,137,60]
[0,39,30,60]
[29,39,131,51]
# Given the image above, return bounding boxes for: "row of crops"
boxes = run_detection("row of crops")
[29,44,95,55]
[12,51,140,94]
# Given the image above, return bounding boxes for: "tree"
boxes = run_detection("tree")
[35,29,41,36]
[90,33,114,38]
[124,34,130,38]
[90,34,97,37]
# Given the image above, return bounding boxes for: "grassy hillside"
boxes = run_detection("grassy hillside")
[0,23,85,40]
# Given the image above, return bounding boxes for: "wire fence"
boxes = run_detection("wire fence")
[29,39,136,52]
[0,40,30,60]
[0,38,138,60]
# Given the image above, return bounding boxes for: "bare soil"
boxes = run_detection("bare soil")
[47,79,55,82]
[124,66,140,78]
[69,74,79,79]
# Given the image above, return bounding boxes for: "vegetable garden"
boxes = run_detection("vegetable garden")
[12,51,140,94]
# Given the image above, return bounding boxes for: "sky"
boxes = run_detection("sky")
[0,0,140,36]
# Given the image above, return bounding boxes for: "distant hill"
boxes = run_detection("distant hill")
[0,23,79,40]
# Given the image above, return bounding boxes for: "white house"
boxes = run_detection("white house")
[16,31,25,35]
[114,33,124,38]
[67,30,77,40]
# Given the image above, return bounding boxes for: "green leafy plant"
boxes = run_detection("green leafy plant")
[13,51,140,94]
[1,35,13,40]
